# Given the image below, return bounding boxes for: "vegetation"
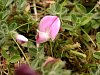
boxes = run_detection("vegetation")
[0,0,100,75]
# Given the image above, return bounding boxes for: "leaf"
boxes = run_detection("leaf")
[93,13,100,19]
[1,50,9,59]
[8,23,18,31]
[70,50,86,58]
[20,0,27,9]
[92,24,99,29]
[62,23,73,31]
[71,14,77,22]
[61,7,68,16]
[2,10,10,20]
[6,0,13,7]
[0,37,6,47]
[91,20,99,29]
[83,34,90,42]
[8,54,21,63]
[96,32,100,44]
[48,3,59,15]
[80,13,93,26]
[93,51,100,59]
[1,45,9,51]
[75,4,87,14]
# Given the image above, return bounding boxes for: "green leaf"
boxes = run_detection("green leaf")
[62,23,73,31]
[1,50,9,59]
[83,34,90,42]
[71,14,77,22]
[8,23,18,31]
[93,51,100,59]
[6,0,13,7]
[96,32,100,44]
[81,13,93,26]
[70,50,86,58]
[2,10,10,20]
[61,7,68,16]
[20,0,27,9]
[92,24,99,29]
[93,13,100,19]
[0,38,6,47]
[1,45,9,51]
[8,54,21,63]
[75,4,87,14]
[91,20,99,29]
[48,3,59,15]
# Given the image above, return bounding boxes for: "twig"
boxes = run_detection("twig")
[81,28,96,48]
[33,0,38,21]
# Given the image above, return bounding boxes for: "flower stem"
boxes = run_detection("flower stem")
[11,35,30,65]
[36,47,39,57]
[50,41,53,57]
[13,22,32,31]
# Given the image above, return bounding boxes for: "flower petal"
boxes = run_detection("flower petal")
[15,64,39,75]
[16,34,28,44]
[49,16,60,40]
[39,16,59,32]
[36,30,50,44]
[42,57,57,67]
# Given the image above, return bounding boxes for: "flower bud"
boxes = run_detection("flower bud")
[15,34,28,44]
[15,64,40,75]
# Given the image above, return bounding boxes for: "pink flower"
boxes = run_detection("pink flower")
[42,57,57,67]
[15,64,40,75]
[36,16,60,46]
[15,34,28,44]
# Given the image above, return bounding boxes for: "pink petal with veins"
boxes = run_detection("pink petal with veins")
[39,16,59,32]
[39,16,60,40]
[36,15,60,46]
[49,16,60,40]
